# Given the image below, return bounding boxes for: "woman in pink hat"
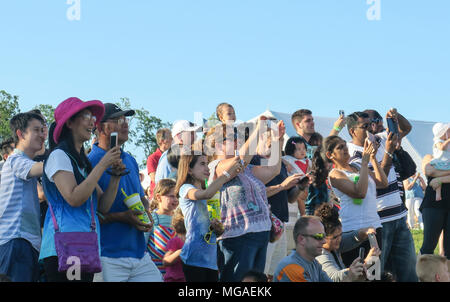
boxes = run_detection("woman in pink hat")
[39,97,125,282]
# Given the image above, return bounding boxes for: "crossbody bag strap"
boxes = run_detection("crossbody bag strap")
[47,150,97,233]
[64,152,97,232]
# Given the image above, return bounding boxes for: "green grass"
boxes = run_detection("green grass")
[411,229,440,255]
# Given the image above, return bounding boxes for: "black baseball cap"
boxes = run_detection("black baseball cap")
[101,103,135,122]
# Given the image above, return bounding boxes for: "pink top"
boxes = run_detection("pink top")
[163,236,185,282]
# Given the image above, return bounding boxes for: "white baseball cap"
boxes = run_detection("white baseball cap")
[432,122,449,140]
[171,120,202,138]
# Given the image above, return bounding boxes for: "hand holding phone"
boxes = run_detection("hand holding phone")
[386,117,399,134]
[110,132,118,149]
[368,233,379,250]
[359,247,365,263]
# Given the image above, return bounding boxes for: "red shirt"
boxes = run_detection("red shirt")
[147,148,162,197]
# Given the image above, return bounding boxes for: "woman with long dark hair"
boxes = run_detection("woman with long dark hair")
[39,97,124,282]
[324,135,387,268]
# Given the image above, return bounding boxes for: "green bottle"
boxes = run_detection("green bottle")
[353,175,363,205]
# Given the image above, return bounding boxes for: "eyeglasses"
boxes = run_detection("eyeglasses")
[301,233,326,241]
[204,225,217,245]
[107,117,132,126]
[81,113,97,123]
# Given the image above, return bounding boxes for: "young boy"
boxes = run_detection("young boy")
[416,254,450,282]
[0,112,46,282]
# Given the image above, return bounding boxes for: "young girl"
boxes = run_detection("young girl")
[283,137,312,176]
[215,103,236,123]
[175,153,241,282]
[162,208,186,282]
[147,178,178,276]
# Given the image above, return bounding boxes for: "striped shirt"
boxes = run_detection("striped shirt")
[347,132,407,224]
[0,150,41,251]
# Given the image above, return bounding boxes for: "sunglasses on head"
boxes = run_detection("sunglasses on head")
[301,233,326,241]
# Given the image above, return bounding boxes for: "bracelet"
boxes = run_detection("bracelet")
[223,170,231,179]
[384,150,393,159]
[333,126,342,132]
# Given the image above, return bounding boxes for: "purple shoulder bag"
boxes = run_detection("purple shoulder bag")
[47,197,102,273]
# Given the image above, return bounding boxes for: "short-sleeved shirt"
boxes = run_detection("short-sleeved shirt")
[274,250,333,282]
[164,236,185,282]
[405,177,424,200]
[154,149,175,185]
[146,148,162,197]
[39,149,101,260]
[208,160,272,240]
[347,133,407,224]
[0,150,41,251]
[179,184,217,270]
[88,143,146,259]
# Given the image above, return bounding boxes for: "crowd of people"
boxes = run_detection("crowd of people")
[0,97,448,283]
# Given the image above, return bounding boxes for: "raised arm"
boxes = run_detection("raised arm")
[252,120,286,185]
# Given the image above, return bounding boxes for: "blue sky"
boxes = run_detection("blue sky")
[1,1,449,164]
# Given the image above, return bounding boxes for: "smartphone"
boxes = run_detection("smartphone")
[386,117,398,134]
[359,247,365,263]
[368,233,379,249]
[339,110,345,117]
[110,132,118,149]
[367,131,376,144]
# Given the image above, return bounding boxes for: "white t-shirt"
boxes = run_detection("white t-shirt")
[45,150,86,183]
[347,132,407,224]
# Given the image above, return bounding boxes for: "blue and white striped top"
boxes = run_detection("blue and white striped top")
[0,150,41,251]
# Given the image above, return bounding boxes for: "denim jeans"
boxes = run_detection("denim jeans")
[0,238,39,282]
[420,208,450,259]
[381,216,418,282]
[218,231,270,282]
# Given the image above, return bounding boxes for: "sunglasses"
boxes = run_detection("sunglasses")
[204,225,217,245]
[301,233,326,241]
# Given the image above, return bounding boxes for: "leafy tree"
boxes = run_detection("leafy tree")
[33,104,55,125]
[0,90,20,141]
[115,98,171,168]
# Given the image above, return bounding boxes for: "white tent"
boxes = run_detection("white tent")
[248,109,439,174]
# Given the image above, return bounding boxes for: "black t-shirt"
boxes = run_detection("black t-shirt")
[250,155,292,222]
[420,177,449,212]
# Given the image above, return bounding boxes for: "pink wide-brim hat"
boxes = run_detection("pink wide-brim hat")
[53,97,105,144]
